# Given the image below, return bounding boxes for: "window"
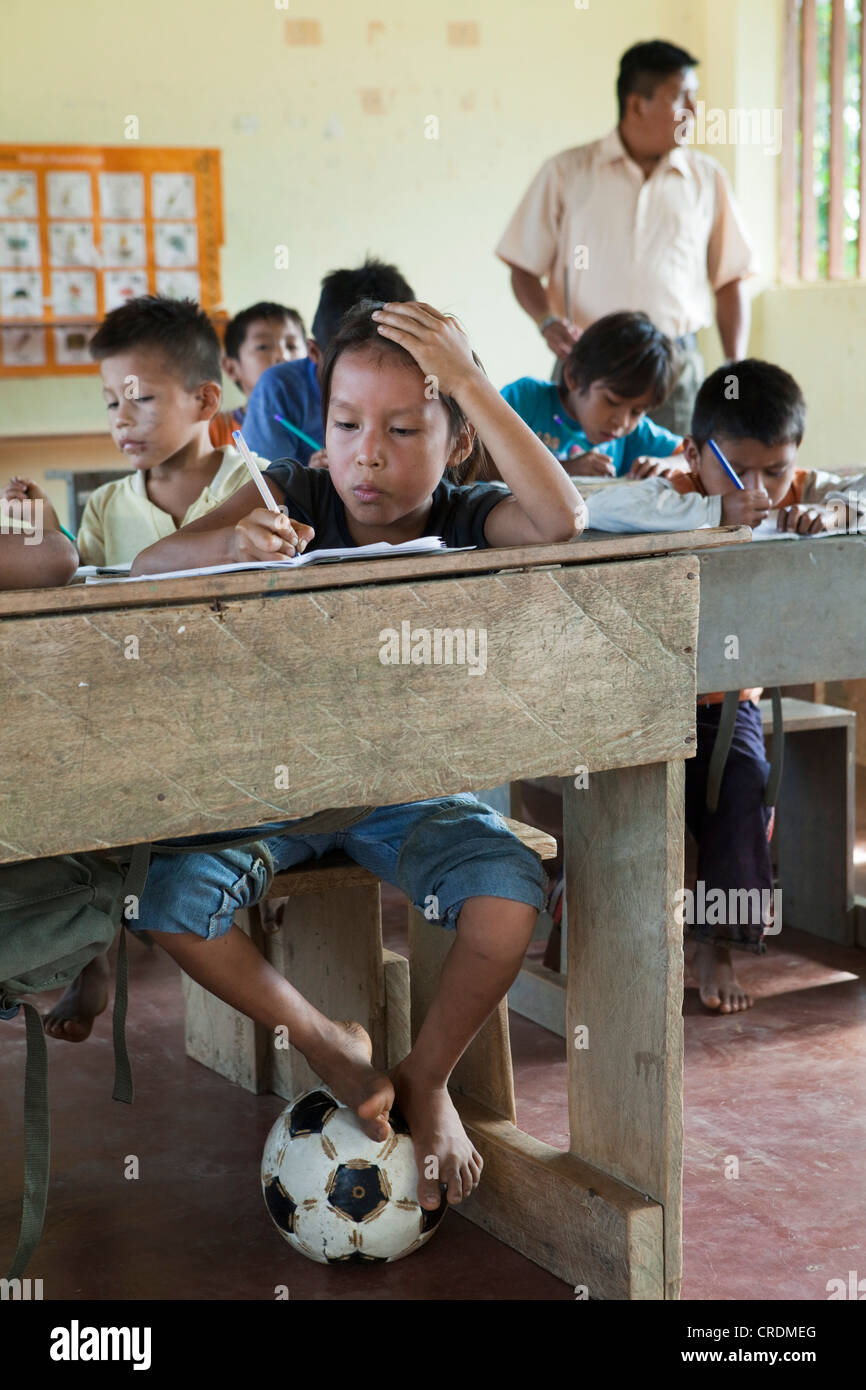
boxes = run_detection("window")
[782,0,865,279]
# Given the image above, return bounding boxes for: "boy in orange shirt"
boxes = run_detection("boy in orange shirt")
[209,302,306,446]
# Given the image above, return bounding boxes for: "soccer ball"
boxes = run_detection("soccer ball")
[261,1088,448,1264]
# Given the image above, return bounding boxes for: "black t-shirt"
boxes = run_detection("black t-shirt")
[263,457,509,551]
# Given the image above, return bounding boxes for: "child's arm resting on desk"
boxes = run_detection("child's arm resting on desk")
[0,529,78,589]
[371,302,586,546]
[777,468,866,534]
[585,476,772,533]
[130,477,314,575]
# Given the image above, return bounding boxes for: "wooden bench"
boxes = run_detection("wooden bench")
[182,817,558,1102]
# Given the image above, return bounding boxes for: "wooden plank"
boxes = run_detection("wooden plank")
[383,948,411,1068]
[408,908,517,1122]
[0,528,748,619]
[270,859,379,897]
[507,958,567,1037]
[697,537,866,690]
[758,697,855,734]
[800,0,818,280]
[456,1097,664,1299]
[564,761,685,1301]
[828,0,847,279]
[780,0,799,280]
[181,906,269,1093]
[266,883,386,1100]
[0,556,699,862]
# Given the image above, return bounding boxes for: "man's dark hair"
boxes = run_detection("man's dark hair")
[89,295,221,387]
[311,258,414,351]
[691,359,807,449]
[617,40,699,120]
[223,301,306,360]
[565,311,677,407]
[319,299,486,482]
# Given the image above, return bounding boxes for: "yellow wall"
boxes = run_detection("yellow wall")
[1,0,702,523]
[2,0,863,519]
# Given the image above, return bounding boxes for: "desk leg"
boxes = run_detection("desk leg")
[564,760,684,1301]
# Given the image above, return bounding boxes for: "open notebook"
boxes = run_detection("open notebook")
[81,536,473,583]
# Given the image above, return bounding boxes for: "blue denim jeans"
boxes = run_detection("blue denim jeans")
[132,794,545,940]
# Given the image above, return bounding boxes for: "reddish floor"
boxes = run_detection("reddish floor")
[1,787,864,1302]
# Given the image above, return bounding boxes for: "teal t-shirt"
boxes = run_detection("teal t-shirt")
[500,376,682,476]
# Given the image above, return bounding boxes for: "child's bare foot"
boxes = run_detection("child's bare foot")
[43,952,111,1041]
[391,1060,483,1209]
[695,941,754,1013]
[304,1019,394,1143]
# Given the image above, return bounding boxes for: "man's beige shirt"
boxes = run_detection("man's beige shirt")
[496,128,757,339]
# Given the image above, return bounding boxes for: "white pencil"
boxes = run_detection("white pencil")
[232,429,280,513]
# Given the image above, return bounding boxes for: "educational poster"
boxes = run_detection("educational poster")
[0,144,223,376]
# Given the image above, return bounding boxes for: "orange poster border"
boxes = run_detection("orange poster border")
[0,144,224,378]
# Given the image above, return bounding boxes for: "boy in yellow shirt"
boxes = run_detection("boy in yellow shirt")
[77,295,266,566]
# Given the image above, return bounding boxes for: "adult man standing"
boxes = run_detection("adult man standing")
[496,40,756,433]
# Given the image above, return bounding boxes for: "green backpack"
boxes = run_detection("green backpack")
[0,807,374,1280]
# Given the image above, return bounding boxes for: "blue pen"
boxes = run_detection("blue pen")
[273,413,323,453]
[708,437,744,490]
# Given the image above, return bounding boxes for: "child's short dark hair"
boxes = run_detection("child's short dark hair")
[223,301,305,359]
[617,40,699,119]
[89,295,221,388]
[319,300,486,482]
[311,259,414,351]
[691,359,806,449]
[565,311,676,407]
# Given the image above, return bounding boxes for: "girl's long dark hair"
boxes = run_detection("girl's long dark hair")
[319,300,489,483]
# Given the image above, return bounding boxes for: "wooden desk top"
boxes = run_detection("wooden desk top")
[0,527,749,619]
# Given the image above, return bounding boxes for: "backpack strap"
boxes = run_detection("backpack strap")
[763,686,785,809]
[111,840,152,1105]
[7,1000,50,1280]
[705,690,741,813]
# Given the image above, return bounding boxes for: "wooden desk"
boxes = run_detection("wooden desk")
[0,528,746,1299]
[510,532,866,1032]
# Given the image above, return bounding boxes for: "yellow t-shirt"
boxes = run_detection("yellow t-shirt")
[76,445,265,566]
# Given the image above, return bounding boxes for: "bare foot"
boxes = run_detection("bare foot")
[44,952,111,1041]
[304,1020,394,1143]
[695,941,754,1013]
[391,1060,483,1209]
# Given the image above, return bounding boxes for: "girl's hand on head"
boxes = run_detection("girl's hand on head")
[232,506,315,561]
[776,503,834,535]
[563,449,615,477]
[307,449,329,470]
[370,301,477,398]
[720,488,771,528]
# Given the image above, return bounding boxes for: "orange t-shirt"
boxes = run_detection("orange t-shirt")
[209,407,245,449]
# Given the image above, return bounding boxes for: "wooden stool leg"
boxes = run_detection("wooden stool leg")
[382,948,411,1068]
[265,883,385,1100]
[407,907,516,1122]
[564,761,685,1301]
[181,905,270,1093]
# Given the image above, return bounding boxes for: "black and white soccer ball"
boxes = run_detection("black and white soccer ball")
[261,1088,448,1264]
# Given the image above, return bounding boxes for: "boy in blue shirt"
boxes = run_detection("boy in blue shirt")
[242,258,414,465]
[501,310,685,477]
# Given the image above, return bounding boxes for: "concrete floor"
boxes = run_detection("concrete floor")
[1,791,864,1301]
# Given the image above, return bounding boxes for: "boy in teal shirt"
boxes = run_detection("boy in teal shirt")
[501,310,685,477]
